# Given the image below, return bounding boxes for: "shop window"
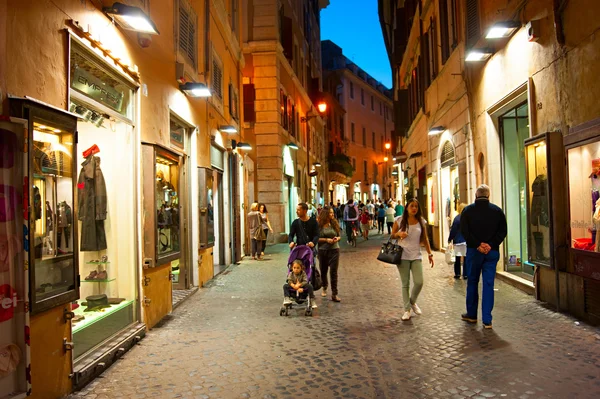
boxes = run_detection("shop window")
[31,122,76,308]
[170,119,185,150]
[177,0,198,70]
[568,140,600,253]
[156,153,181,260]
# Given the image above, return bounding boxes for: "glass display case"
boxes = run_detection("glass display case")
[10,98,79,314]
[198,167,215,249]
[524,131,568,269]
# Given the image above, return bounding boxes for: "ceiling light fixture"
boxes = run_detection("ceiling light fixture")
[486,21,520,39]
[218,125,238,134]
[465,49,494,62]
[179,82,212,98]
[428,126,446,135]
[103,2,160,35]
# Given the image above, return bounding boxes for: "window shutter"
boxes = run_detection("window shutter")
[439,0,450,64]
[178,0,197,69]
[440,141,456,167]
[243,84,255,122]
[229,84,239,121]
[466,0,480,49]
[212,57,223,99]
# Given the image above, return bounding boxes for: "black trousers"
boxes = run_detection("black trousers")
[345,221,356,241]
[261,229,269,253]
[319,249,340,296]
[454,256,467,277]
[378,217,385,232]
[251,239,260,257]
[283,283,314,298]
[386,221,393,234]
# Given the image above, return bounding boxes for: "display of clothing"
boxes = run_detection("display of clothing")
[531,174,550,227]
[594,197,600,253]
[453,177,460,211]
[57,201,72,248]
[45,201,54,233]
[77,155,107,251]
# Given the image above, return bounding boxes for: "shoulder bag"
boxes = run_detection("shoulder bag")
[253,214,266,241]
[377,222,406,265]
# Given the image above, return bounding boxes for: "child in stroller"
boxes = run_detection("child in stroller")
[280,246,316,317]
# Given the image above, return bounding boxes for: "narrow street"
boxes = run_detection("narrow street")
[69,232,600,399]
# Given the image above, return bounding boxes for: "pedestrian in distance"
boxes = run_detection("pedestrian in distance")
[377,204,386,234]
[448,203,468,279]
[317,206,342,302]
[391,198,434,321]
[343,199,359,244]
[288,203,320,250]
[247,202,264,260]
[258,203,273,257]
[385,202,395,234]
[360,208,370,240]
[394,201,405,217]
[460,185,507,329]
[367,200,376,229]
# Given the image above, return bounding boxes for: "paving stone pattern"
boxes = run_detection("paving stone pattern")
[70,232,600,399]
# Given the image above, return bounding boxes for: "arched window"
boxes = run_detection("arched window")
[440,141,455,167]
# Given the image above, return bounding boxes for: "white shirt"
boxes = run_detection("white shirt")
[396,217,423,261]
[367,203,375,214]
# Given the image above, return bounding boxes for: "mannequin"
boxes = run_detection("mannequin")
[594,197,600,252]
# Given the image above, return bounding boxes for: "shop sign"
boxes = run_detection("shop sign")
[72,68,124,113]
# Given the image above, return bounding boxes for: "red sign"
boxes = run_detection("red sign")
[0,284,17,322]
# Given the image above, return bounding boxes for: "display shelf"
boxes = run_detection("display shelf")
[85,261,111,265]
[81,278,116,283]
[72,299,134,333]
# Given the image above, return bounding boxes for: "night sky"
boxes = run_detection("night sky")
[321,0,393,89]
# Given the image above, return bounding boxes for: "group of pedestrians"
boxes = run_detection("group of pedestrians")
[250,183,507,329]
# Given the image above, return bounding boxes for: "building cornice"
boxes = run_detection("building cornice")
[339,70,393,105]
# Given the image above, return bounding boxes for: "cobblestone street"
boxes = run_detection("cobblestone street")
[71,232,600,399]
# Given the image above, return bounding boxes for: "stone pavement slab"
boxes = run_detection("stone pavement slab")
[69,232,600,399]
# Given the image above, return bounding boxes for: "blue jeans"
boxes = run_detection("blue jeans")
[465,248,500,324]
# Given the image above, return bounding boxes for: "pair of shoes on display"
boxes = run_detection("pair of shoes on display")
[84,270,108,280]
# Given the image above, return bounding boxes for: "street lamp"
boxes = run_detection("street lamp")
[287,142,299,150]
[314,162,322,167]
[218,125,238,133]
[486,21,520,39]
[465,49,494,62]
[384,142,391,150]
[179,82,212,98]
[232,140,251,150]
[383,156,389,162]
[317,101,327,113]
[428,125,446,135]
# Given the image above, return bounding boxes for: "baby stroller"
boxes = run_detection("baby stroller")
[279,245,316,317]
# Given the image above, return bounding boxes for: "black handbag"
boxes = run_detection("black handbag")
[377,223,406,264]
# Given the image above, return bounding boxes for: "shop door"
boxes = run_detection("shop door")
[172,154,189,290]
[213,170,226,270]
[230,154,241,263]
[283,177,290,233]
[500,102,532,277]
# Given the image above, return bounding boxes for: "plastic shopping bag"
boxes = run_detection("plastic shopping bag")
[445,249,455,265]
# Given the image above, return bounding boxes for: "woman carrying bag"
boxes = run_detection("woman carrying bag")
[248,202,266,260]
[391,198,434,321]
[317,206,342,302]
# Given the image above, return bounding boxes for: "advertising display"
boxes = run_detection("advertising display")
[0,118,31,398]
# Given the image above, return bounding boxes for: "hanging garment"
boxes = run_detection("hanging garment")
[531,175,550,227]
[77,156,107,251]
[591,189,599,244]
[593,197,600,253]
[45,201,54,233]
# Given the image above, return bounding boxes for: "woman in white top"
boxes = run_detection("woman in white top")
[391,198,434,321]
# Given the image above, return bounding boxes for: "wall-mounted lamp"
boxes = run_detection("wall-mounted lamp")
[384,142,391,150]
[314,162,322,167]
[232,140,251,151]
[383,156,389,162]
[287,142,299,150]
[465,48,494,62]
[392,171,398,176]
[218,125,238,133]
[486,21,520,39]
[428,126,446,135]
[301,102,328,123]
[103,2,159,34]
[179,82,211,97]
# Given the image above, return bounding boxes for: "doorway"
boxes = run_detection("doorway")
[439,141,459,247]
[500,101,532,278]
[213,170,226,274]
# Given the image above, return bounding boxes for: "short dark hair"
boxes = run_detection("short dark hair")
[347,199,353,205]
[297,203,308,211]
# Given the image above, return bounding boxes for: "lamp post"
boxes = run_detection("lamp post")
[301,101,327,204]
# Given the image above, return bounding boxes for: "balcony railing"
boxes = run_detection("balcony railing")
[328,154,354,177]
